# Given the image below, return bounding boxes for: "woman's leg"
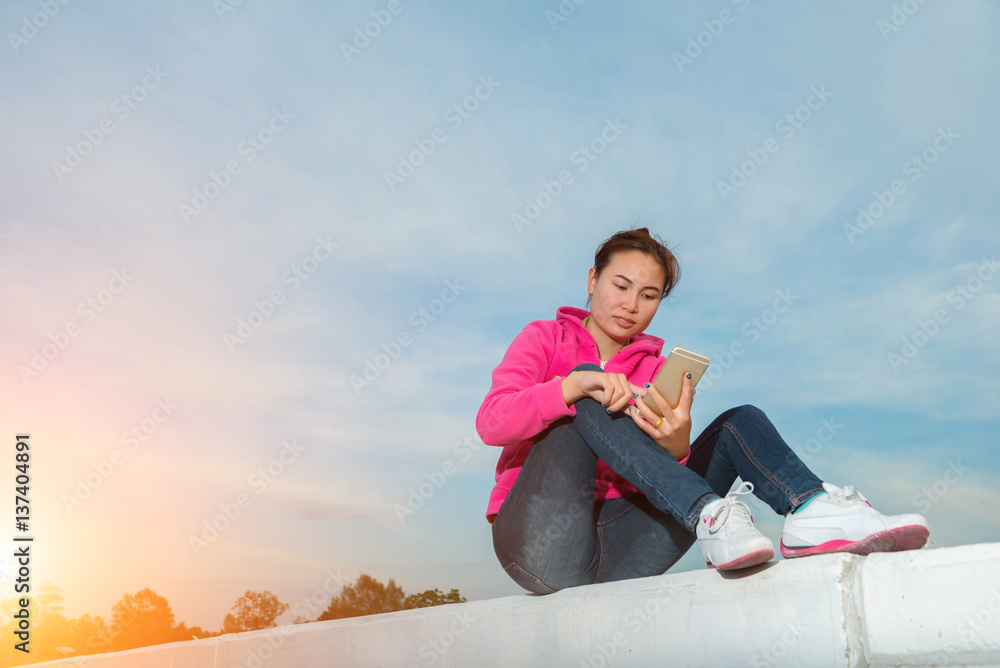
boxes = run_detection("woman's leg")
[493,361,733,593]
[682,404,929,556]
[683,404,825,515]
[589,494,697,584]
[491,415,698,593]
[490,416,606,593]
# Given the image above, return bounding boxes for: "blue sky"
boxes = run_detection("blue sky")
[1,0,998,631]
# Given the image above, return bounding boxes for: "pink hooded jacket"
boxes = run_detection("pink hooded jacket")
[476,306,681,524]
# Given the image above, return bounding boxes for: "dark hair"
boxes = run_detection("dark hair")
[585,227,681,309]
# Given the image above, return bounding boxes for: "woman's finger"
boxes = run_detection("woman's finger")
[626,404,657,435]
[634,401,667,431]
[678,371,695,413]
[631,397,649,423]
[642,383,672,421]
[607,374,631,412]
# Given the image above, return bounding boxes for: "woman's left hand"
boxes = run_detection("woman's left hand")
[626,374,694,460]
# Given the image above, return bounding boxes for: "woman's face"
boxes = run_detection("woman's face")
[587,250,666,342]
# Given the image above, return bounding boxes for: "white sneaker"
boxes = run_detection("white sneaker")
[780,482,930,558]
[697,482,775,570]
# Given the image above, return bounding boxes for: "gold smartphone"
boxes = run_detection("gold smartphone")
[641,347,711,417]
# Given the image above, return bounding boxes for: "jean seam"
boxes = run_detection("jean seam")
[596,502,636,526]
[688,423,723,458]
[789,485,825,511]
[679,423,726,531]
[723,419,798,505]
[593,501,634,585]
[579,410,692,533]
[594,524,606,583]
[504,561,557,594]
[686,492,719,531]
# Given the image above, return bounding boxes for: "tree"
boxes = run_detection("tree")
[222,590,289,633]
[69,613,112,656]
[33,583,72,661]
[404,588,467,609]
[0,582,73,665]
[174,621,215,642]
[317,573,407,621]
[109,588,176,651]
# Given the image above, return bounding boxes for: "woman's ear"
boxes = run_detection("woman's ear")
[587,267,597,295]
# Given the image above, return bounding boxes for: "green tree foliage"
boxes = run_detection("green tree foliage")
[404,588,467,609]
[318,573,407,621]
[316,574,468,622]
[222,590,289,633]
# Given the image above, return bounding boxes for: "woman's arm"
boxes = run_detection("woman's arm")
[560,372,587,406]
[475,321,575,446]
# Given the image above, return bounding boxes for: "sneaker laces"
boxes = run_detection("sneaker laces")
[705,481,756,534]
[824,483,872,508]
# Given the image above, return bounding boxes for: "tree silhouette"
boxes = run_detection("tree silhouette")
[33,583,71,662]
[71,613,112,655]
[0,582,74,665]
[174,621,214,641]
[315,575,469,622]
[109,588,176,651]
[0,576,468,663]
[404,588,467,609]
[222,590,289,633]
[317,573,407,621]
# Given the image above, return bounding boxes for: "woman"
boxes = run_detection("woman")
[476,227,929,594]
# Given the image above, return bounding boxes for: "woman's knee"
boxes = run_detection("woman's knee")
[493,502,595,593]
[502,562,559,594]
[723,403,768,424]
[570,362,603,374]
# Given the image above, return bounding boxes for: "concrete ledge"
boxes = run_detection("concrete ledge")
[36,543,1000,668]
[859,543,1000,667]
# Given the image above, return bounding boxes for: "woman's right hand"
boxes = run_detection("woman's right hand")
[561,370,646,413]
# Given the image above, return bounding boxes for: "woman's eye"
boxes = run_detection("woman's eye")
[614,284,626,290]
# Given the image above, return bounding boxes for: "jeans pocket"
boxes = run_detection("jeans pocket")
[503,562,557,595]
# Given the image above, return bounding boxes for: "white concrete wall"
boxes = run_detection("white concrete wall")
[35,543,1000,668]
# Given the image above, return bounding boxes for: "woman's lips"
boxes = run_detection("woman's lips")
[613,316,634,328]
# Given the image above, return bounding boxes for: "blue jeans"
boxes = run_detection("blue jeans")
[491,363,824,594]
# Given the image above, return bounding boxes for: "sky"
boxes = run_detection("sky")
[1,0,998,633]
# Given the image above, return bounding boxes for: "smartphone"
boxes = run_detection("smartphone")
[641,347,711,417]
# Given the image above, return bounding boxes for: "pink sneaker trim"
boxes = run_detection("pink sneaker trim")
[706,548,774,571]
[780,525,929,558]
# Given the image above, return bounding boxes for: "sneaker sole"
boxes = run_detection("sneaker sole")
[706,548,774,571]
[780,524,929,559]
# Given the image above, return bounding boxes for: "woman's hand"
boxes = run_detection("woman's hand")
[561,370,646,414]
[626,372,695,460]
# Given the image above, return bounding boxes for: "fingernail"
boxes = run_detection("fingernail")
[644,383,650,388]
[606,408,612,414]
[633,393,638,398]
[686,373,692,379]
